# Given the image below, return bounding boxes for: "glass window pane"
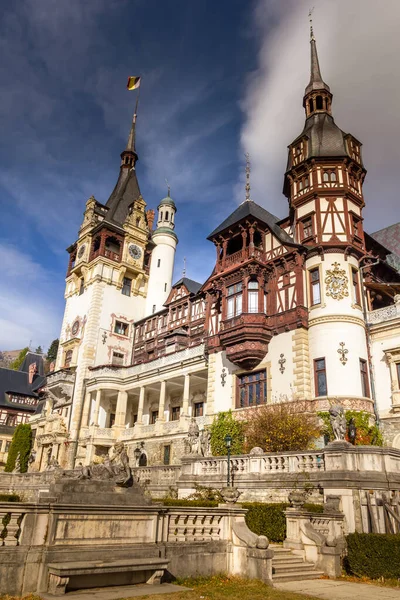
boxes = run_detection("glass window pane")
[227,297,234,318]
[236,294,242,315]
[248,281,258,289]
[248,291,258,313]
[317,372,327,396]
[312,282,321,305]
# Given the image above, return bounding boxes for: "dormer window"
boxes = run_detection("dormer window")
[323,170,337,183]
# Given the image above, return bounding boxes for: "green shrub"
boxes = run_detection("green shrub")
[4,424,33,473]
[242,503,288,542]
[210,411,245,456]
[0,493,20,502]
[318,410,383,446]
[345,533,400,579]
[156,498,219,507]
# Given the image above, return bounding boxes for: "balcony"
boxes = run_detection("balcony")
[217,247,265,272]
[367,302,400,326]
[219,313,272,370]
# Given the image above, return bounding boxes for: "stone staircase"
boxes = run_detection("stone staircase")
[271,545,325,583]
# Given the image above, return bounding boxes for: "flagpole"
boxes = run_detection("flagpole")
[133,78,141,123]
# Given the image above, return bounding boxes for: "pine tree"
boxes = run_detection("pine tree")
[35,345,43,354]
[9,347,29,371]
[46,339,59,363]
[4,424,33,473]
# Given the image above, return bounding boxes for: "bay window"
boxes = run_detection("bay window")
[248,280,259,313]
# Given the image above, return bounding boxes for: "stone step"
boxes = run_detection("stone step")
[272,570,325,583]
[273,562,316,573]
[272,555,305,563]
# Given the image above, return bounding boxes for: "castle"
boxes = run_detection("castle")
[30,28,400,471]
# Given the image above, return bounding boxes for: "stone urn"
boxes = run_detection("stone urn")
[220,487,242,504]
[288,490,307,509]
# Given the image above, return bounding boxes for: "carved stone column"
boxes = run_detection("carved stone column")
[93,389,102,425]
[158,380,167,422]
[137,386,146,424]
[81,391,92,428]
[115,390,128,427]
[182,374,190,416]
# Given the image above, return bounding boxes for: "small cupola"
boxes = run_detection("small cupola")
[303,18,333,117]
[156,188,177,230]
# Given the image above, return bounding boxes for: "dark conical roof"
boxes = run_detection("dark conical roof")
[289,113,349,165]
[207,200,295,245]
[305,37,330,96]
[105,114,141,226]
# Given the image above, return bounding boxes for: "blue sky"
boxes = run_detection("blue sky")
[1,0,400,351]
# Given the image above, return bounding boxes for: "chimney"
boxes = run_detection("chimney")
[146,209,155,231]
[28,362,37,385]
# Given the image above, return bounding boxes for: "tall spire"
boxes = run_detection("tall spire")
[124,94,139,155]
[245,152,252,202]
[304,10,330,96]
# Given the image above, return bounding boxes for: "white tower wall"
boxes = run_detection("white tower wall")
[145,232,177,314]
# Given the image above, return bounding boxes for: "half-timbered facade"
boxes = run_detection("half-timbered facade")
[30,27,400,471]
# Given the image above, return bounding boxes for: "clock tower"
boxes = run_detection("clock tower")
[54,111,156,467]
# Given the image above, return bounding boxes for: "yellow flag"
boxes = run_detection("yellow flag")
[127,76,141,90]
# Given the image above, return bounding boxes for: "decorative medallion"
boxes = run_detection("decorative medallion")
[325,262,349,300]
[129,244,142,260]
[221,368,227,387]
[78,244,86,258]
[337,342,348,366]
[71,320,80,336]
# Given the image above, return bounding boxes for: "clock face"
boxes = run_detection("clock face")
[129,244,142,260]
[78,245,86,259]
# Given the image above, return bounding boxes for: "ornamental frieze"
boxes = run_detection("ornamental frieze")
[325,262,349,300]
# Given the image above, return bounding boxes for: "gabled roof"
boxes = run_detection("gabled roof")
[207,201,295,246]
[172,277,202,295]
[0,352,46,408]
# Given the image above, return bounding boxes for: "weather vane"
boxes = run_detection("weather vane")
[309,7,315,41]
[182,256,186,278]
[245,152,251,202]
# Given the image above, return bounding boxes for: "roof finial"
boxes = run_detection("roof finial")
[245,152,252,202]
[165,178,171,197]
[309,7,315,41]
[182,256,186,278]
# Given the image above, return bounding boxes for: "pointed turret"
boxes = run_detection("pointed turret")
[303,17,332,117]
[105,111,141,225]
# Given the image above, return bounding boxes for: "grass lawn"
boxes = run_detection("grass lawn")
[121,575,314,600]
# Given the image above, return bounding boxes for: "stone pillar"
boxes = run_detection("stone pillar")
[182,374,190,416]
[115,390,128,427]
[158,380,166,421]
[81,391,92,428]
[93,389,102,425]
[137,386,145,424]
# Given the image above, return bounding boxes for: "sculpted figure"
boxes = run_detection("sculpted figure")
[329,406,347,441]
[13,452,21,473]
[200,428,211,457]
[186,418,200,454]
[110,442,132,486]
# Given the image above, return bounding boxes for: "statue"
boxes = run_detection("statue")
[329,406,347,441]
[46,456,60,471]
[200,428,211,457]
[348,418,357,445]
[13,452,21,473]
[186,418,200,454]
[109,442,132,486]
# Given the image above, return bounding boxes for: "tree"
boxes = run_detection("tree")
[9,347,29,371]
[35,345,43,354]
[210,410,245,456]
[244,402,321,453]
[46,339,59,363]
[5,424,33,473]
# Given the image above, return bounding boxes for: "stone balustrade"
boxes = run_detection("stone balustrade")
[0,508,25,546]
[367,302,400,325]
[166,508,223,542]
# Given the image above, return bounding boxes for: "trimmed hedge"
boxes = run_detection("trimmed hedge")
[0,493,20,502]
[5,423,33,473]
[345,533,400,579]
[156,498,218,507]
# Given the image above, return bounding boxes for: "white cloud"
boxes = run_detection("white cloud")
[0,244,63,350]
[240,0,400,231]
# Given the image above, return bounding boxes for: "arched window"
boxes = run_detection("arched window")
[248,280,259,313]
[309,98,314,113]
[160,211,163,221]
[64,350,73,368]
[325,98,329,110]
[331,171,337,182]
[316,96,323,110]
[105,236,120,254]
[165,211,169,220]
[323,172,329,182]
[79,278,84,295]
